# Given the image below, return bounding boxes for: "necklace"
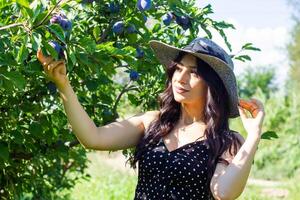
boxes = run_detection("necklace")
[175,122,206,146]
[178,121,206,132]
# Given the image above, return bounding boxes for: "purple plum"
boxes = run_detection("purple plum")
[50,15,62,24]
[135,47,144,58]
[175,15,191,30]
[137,0,152,11]
[108,2,120,13]
[47,81,57,95]
[129,70,140,81]
[50,13,72,31]
[60,19,72,31]
[49,41,61,53]
[48,41,64,59]
[112,21,125,34]
[126,24,137,33]
[162,12,173,26]
[142,14,147,22]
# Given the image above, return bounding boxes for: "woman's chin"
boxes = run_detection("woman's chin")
[174,96,188,103]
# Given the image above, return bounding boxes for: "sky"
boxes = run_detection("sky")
[195,0,296,91]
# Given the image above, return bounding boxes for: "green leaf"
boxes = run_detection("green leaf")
[0,1,13,9]
[241,43,261,51]
[78,37,96,54]
[42,40,58,60]
[47,24,66,43]
[235,55,251,62]
[246,46,261,51]
[0,142,9,161]
[261,131,278,140]
[30,0,45,23]
[201,24,212,39]
[11,130,24,144]
[31,32,42,51]
[214,21,235,29]
[152,23,161,33]
[201,4,214,15]
[26,60,43,73]
[2,71,26,90]
[29,121,43,137]
[127,33,138,44]
[127,93,139,106]
[68,48,76,65]
[167,0,182,7]
[0,52,18,66]
[16,0,29,8]
[17,43,29,63]
[76,52,90,66]
[219,29,232,51]
[85,79,99,91]
[241,43,253,49]
[93,26,100,40]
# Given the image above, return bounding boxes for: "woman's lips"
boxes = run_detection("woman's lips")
[174,86,189,94]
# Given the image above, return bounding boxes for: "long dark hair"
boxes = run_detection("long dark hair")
[127,51,242,198]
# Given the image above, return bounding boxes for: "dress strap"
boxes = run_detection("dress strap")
[195,135,206,141]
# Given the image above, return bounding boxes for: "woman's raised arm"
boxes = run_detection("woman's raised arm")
[37,49,159,150]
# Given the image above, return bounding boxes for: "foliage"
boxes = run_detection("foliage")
[286,20,300,92]
[237,65,278,99]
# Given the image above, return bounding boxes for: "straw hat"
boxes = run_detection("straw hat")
[149,37,239,118]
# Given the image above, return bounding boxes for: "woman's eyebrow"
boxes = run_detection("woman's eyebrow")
[178,61,197,68]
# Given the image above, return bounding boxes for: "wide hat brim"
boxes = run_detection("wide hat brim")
[149,40,240,118]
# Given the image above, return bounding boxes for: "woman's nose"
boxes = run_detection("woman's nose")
[177,69,189,82]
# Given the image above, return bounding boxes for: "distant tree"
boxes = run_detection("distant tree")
[286,0,300,92]
[237,65,277,99]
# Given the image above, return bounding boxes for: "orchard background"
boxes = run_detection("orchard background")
[0,0,299,199]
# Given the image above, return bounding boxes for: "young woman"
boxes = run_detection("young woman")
[37,37,265,200]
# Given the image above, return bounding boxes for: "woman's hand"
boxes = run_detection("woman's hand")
[37,49,69,91]
[238,98,265,138]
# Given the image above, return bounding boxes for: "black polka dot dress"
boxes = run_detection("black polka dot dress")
[134,136,211,200]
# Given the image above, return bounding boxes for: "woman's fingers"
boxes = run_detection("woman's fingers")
[239,99,257,111]
[45,60,64,74]
[37,49,53,69]
[53,62,65,77]
[238,105,248,119]
[250,98,265,118]
[238,98,264,118]
[250,98,264,111]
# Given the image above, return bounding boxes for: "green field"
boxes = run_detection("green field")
[59,151,299,200]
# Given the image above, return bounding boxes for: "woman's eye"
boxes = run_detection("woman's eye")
[191,69,197,74]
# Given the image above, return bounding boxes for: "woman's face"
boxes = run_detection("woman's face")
[172,53,208,104]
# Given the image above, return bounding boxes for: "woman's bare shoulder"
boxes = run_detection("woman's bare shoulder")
[143,110,160,130]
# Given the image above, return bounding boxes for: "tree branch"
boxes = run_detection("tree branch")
[0,23,24,31]
[31,0,63,30]
[10,139,80,160]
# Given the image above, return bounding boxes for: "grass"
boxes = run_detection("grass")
[62,151,299,200]
[62,152,137,200]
